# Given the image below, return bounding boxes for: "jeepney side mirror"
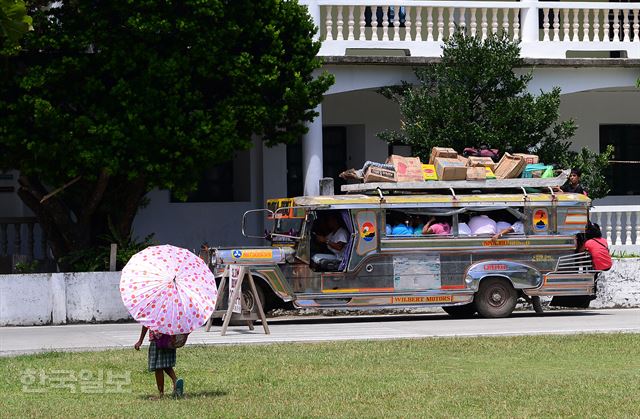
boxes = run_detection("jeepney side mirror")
[242,209,274,239]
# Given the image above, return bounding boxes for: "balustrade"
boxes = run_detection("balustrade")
[590,206,640,253]
[301,1,640,58]
[0,217,50,260]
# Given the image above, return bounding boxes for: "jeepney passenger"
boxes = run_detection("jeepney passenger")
[391,213,413,236]
[312,214,348,266]
[458,222,472,235]
[422,216,451,235]
[468,214,497,235]
[493,220,525,240]
[411,215,425,236]
[457,214,472,236]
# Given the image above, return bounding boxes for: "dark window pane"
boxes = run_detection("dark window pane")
[600,124,640,195]
[171,160,234,203]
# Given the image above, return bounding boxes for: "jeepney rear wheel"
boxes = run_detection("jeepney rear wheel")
[475,278,517,318]
[442,304,477,319]
[241,282,266,315]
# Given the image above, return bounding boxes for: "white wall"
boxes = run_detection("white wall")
[0,272,130,326]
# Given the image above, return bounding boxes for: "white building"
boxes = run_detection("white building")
[1,0,639,262]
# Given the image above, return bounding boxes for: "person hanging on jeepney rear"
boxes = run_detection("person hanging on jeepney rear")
[579,222,612,271]
[558,168,587,195]
[312,213,349,266]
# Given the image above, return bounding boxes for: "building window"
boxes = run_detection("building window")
[170,150,251,203]
[600,124,640,196]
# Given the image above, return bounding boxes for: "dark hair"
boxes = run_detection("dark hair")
[570,168,581,177]
[586,222,602,239]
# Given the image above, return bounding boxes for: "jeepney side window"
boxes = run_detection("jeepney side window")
[384,209,452,237]
[466,208,526,236]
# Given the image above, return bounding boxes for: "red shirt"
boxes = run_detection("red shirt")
[584,238,612,271]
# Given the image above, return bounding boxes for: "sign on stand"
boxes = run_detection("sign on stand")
[205,264,270,336]
[229,265,242,314]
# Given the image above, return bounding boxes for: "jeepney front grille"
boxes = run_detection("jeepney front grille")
[553,252,596,274]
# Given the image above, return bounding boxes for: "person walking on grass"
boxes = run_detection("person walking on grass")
[134,325,184,398]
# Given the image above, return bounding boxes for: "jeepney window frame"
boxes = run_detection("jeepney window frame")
[382,206,528,238]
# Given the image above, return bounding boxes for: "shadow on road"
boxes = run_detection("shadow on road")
[262,309,606,326]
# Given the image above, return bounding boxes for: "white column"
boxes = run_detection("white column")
[520,0,539,55]
[303,105,323,196]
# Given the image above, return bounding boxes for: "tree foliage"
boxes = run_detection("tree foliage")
[0,0,32,46]
[0,0,333,270]
[379,32,611,198]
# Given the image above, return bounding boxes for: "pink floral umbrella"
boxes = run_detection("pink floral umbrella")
[120,245,218,335]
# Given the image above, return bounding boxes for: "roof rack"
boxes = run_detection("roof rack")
[341,170,569,194]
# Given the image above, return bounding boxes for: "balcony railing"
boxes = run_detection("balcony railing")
[301,1,640,58]
[590,205,640,253]
[0,218,52,272]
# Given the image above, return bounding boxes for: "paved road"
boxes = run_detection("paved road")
[1,308,639,356]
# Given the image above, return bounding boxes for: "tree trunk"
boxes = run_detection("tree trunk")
[17,173,148,271]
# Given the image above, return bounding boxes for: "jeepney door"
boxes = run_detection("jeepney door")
[349,209,379,269]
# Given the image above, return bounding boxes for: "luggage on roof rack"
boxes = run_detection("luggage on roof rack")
[341,170,569,194]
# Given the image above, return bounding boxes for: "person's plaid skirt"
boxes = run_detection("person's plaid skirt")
[148,342,176,372]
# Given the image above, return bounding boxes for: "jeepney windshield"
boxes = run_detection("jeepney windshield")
[270,206,306,238]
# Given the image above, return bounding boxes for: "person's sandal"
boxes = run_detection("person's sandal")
[173,378,184,399]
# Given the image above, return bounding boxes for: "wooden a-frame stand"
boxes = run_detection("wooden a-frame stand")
[205,265,270,336]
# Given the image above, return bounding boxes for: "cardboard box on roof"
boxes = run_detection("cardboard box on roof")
[435,157,467,180]
[493,153,526,179]
[466,166,486,180]
[421,164,438,181]
[514,153,539,165]
[429,147,458,165]
[364,166,397,183]
[386,155,423,182]
[467,156,496,171]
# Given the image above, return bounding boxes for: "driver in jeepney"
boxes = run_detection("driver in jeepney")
[311,213,349,266]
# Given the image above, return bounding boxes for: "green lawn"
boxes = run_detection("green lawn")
[1,334,639,418]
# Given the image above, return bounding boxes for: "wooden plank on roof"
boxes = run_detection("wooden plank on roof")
[341,171,569,193]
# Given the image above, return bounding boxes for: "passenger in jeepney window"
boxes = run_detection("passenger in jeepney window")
[457,214,472,236]
[422,216,451,235]
[411,215,425,236]
[311,213,349,265]
[468,214,498,235]
[492,220,525,241]
[391,212,413,236]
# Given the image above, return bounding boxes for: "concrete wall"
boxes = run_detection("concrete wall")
[0,272,129,326]
[1,260,639,326]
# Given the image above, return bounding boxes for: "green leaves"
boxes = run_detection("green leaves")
[378,31,612,195]
[0,0,32,45]
[0,0,333,267]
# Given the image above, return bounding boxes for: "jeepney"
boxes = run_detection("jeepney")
[208,176,597,318]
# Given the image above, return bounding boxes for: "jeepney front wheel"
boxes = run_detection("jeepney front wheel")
[475,278,517,318]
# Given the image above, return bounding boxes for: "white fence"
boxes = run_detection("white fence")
[591,205,640,254]
[300,0,640,58]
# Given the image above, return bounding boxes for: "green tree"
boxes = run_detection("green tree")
[0,0,31,45]
[0,0,333,270]
[379,31,610,198]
